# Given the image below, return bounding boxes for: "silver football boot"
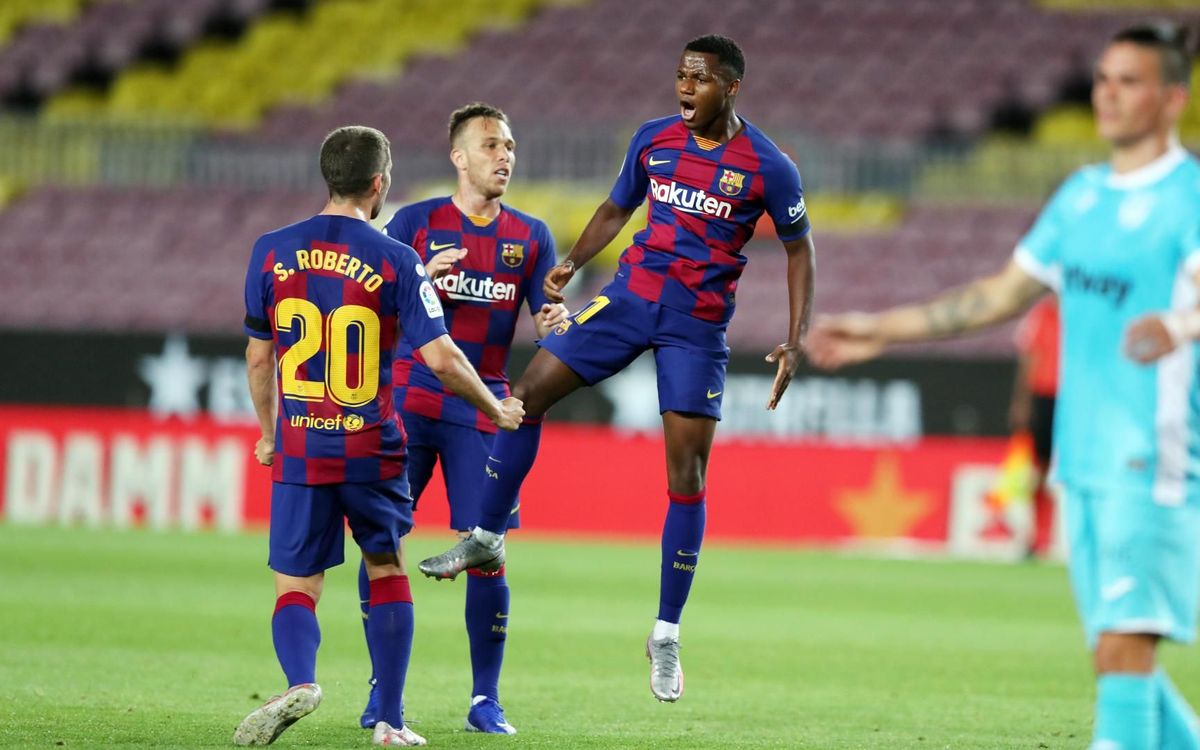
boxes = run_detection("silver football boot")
[646,636,684,702]
[417,533,504,580]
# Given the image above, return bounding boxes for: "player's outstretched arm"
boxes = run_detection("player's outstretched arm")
[545,199,637,303]
[245,337,277,465]
[809,259,1048,370]
[419,334,525,430]
[765,235,815,410]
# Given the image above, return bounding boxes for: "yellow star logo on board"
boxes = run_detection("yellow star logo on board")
[835,454,933,538]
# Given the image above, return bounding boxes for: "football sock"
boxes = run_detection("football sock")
[367,575,414,729]
[476,417,542,534]
[474,528,503,546]
[272,591,320,687]
[1094,673,1158,750]
[657,490,706,624]
[652,620,680,641]
[357,560,375,683]
[1157,668,1200,749]
[466,566,509,702]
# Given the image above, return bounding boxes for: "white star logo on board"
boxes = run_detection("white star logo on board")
[139,334,207,418]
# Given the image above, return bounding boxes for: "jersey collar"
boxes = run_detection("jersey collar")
[1106,143,1188,190]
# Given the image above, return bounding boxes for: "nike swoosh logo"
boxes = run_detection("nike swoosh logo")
[676,550,699,557]
[1101,576,1136,602]
[706,390,722,399]
[648,157,671,166]
[429,241,458,252]
[496,612,508,619]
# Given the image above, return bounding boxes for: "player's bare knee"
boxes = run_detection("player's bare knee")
[274,572,324,603]
[666,463,706,496]
[362,550,404,579]
[1093,631,1158,674]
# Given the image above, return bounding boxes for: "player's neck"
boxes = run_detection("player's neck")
[319,199,372,222]
[691,110,742,145]
[1109,130,1176,175]
[451,189,502,223]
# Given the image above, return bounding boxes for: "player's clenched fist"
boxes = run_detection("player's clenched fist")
[492,396,525,431]
[254,436,275,466]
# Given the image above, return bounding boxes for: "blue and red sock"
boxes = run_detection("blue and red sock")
[367,575,414,729]
[477,417,542,534]
[465,566,509,701]
[272,591,320,687]
[657,490,706,624]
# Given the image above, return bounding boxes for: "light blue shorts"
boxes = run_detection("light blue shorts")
[1063,484,1200,647]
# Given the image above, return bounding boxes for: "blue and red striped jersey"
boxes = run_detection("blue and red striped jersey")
[385,197,556,433]
[244,214,448,485]
[609,115,811,323]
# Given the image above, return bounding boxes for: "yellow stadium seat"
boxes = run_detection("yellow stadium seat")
[0,0,94,46]
[1033,106,1101,146]
[1038,0,1200,8]
[43,0,567,129]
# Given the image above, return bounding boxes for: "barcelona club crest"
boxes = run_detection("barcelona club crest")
[501,242,524,268]
[718,169,746,197]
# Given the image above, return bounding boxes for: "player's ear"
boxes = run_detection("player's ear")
[450,145,468,172]
[370,173,384,195]
[727,78,741,98]
[1165,83,1189,122]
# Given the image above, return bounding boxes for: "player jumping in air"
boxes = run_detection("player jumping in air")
[418,34,816,703]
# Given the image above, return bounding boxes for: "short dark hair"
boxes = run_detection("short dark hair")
[1112,20,1193,86]
[319,126,390,198]
[448,102,510,147]
[684,34,745,79]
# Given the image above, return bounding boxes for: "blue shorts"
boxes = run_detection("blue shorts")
[539,283,730,419]
[401,410,520,531]
[268,476,414,577]
[1063,484,1200,646]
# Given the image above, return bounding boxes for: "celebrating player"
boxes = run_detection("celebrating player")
[418,35,816,703]
[235,125,523,747]
[355,103,566,735]
[809,23,1200,750]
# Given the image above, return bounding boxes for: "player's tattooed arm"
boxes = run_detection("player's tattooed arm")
[921,284,991,336]
[891,259,1047,342]
[808,259,1047,370]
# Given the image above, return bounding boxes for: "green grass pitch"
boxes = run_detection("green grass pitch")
[1,524,1197,748]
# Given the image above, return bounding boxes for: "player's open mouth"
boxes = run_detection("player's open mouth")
[680,101,696,121]
[495,168,510,180]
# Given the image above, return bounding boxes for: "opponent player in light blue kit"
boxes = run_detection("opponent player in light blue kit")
[811,22,1200,750]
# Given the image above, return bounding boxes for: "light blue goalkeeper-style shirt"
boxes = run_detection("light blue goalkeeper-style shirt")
[1014,145,1200,505]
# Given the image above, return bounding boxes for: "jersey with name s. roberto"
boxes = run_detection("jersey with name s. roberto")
[1014,147,1200,503]
[385,197,555,433]
[608,115,810,324]
[244,214,448,485]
